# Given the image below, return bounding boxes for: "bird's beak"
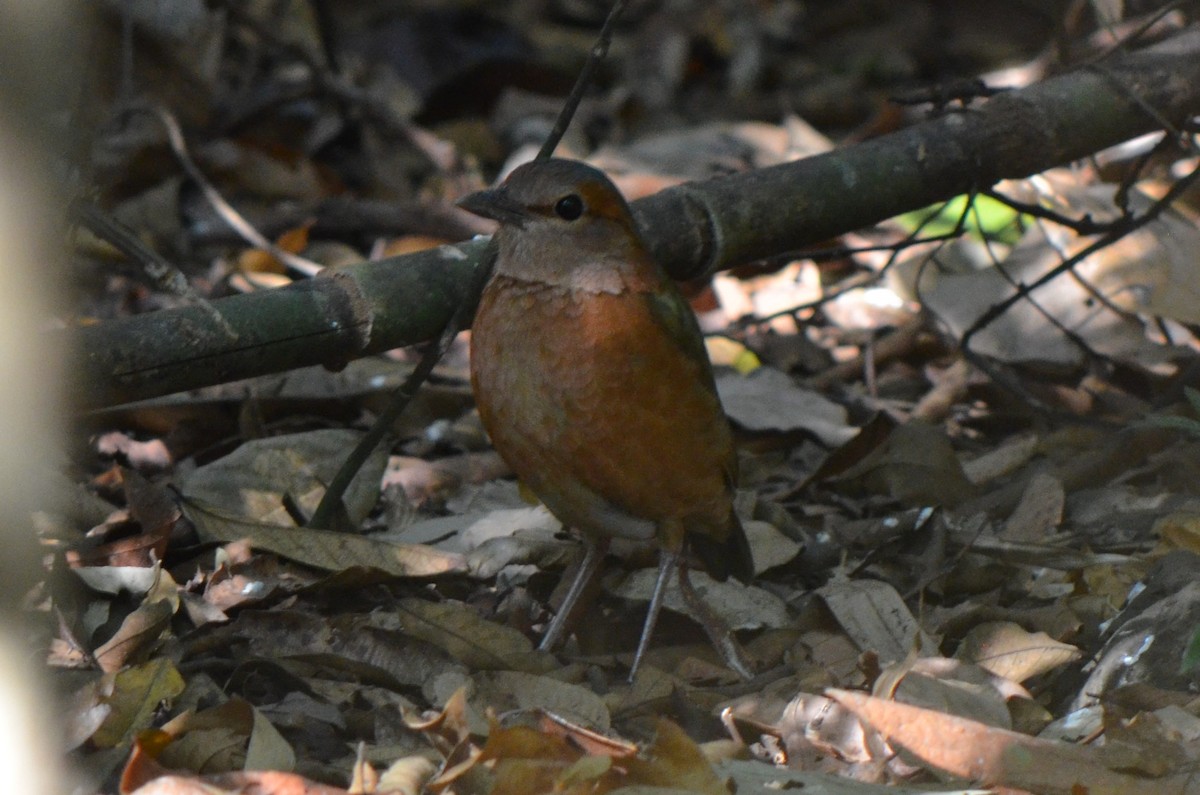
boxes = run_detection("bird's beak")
[457,187,529,228]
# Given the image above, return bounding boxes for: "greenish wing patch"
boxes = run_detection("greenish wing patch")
[642,282,740,490]
[642,285,718,395]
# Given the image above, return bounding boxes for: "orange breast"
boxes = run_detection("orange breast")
[470,274,737,550]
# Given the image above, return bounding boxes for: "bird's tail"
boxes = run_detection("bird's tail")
[689,513,755,584]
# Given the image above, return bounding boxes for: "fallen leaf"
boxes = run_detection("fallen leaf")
[716,367,856,445]
[182,498,466,577]
[817,577,937,664]
[93,658,186,749]
[828,688,1191,794]
[956,621,1080,683]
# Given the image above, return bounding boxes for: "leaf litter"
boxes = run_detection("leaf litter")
[31,2,1200,794]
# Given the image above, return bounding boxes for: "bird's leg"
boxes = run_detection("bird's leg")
[678,558,754,680]
[629,547,679,682]
[538,535,609,652]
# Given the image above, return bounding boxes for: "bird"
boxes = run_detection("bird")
[459,158,754,680]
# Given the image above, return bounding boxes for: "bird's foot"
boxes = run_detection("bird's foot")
[678,560,754,681]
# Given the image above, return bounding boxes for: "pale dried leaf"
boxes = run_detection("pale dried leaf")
[716,367,856,445]
[1000,471,1064,542]
[1084,192,1200,324]
[94,600,175,673]
[956,621,1080,683]
[473,670,611,730]
[127,776,235,795]
[377,755,438,795]
[63,674,116,751]
[73,565,160,595]
[245,702,295,772]
[460,506,561,549]
[610,568,789,631]
[743,518,802,573]
[962,432,1039,485]
[920,222,1184,367]
[390,598,550,672]
[1038,705,1104,743]
[828,688,1186,795]
[817,578,937,664]
[182,498,466,577]
[181,429,387,528]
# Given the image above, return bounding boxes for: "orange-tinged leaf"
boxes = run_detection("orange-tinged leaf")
[276,221,313,254]
[94,600,175,673]
[535,710,638,758]
[827,688,1189,794]
[379,234,449,257]
[121,737,176,793]
[237,247,287,275]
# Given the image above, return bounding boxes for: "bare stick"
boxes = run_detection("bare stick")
[536,0,629,160]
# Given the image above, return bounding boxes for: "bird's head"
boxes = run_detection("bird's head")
[458,158,655,292]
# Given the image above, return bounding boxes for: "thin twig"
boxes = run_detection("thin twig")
[307,240,497,530]
[961,159,1200,361]
[728,198,975,333]
[130,103,325,278]
[980,187,1109,235]
[537,0,630,160]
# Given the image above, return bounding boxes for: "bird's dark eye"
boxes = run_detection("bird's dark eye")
[554,194,584,221]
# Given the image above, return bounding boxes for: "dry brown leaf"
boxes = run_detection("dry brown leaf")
[1155,511,1200,554]
[1000,470,1065,542]
[227,610,463,691]
[154,697,295,775]
[471,670,611,732]
[715,367,856,445]
[183,499,466,577]
[962,432,1039,485]
[403,687,473,753]
[830,422,977,507]
[892,670,1012,731]
[534,710,638,757]
[956,621,1080,683]
[92,658,186,749]
[181,429,387,528]
[390,598,549,672]
[828,688,1195,794]
[817,577,937,664]
[609,567,789,631]
[714,757,993,794]
[620,719,731,795]
[94,600,175,673]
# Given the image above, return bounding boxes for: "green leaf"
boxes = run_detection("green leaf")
[895,193,1024,244]
[1179,625,1200,675]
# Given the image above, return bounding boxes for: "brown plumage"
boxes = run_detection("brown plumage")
[461,158,753,679]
